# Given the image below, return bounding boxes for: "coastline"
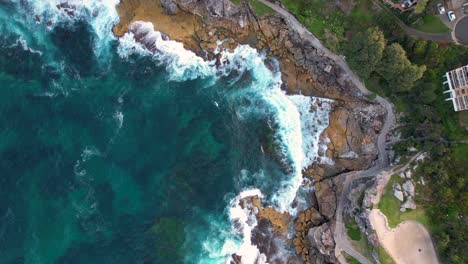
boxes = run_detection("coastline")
[112,0,389,263]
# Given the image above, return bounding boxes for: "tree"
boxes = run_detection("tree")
[414,0,428,14]
[346,27,386,79]
[376,43,426,92]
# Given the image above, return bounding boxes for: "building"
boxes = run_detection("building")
[383,0,419,13]
[444,65,468,112]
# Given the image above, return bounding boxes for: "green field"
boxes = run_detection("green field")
[414,15,451,33]
[378,176,429,228]
[346,221,362,241]
[249,0,274,16]
[377,246,396,264]
[343,253,361,264]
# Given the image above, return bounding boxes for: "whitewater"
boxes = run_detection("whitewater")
[0,1,332,263]
[120,20,332,264]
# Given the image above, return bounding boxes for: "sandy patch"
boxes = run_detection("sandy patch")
[369,209,438,264]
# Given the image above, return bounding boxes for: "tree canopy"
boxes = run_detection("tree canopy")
[376,43,426,92]
[346,27,386,79]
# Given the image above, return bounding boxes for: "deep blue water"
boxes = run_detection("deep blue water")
[0,1,331,263]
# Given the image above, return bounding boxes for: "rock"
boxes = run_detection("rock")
[408,147,418,152]
[392,183,404,201]
[405,169,412,179]
[393,189,404,202]
[402,180,415,197]
[160,0,178,15]
[307,222,335,257]
[402,197,416,210]
[315,180,336,219]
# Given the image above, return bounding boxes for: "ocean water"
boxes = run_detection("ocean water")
[0,1,332,263]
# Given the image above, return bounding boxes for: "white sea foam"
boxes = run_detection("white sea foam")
[14,36,43,55]
[117,21,332,263]
[12,0,120,57]
[288,95,333,168]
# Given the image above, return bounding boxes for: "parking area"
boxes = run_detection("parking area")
[435,0,468,44]
[455,16,468,44]
[437,1,466,24]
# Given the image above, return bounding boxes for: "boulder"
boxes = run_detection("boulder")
[315,180,336,219]
[405,169,412,179]
[393,189,404,202]
[402,180,415,197]
[307,222,335,256]
[402,197,416,210]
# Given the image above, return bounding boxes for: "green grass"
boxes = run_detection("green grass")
[453,144,468,161]
[248,0,274,16]
[346,222,362,241]
[413,15,451,33]
[377,246,396,264]
[459,111,468,129]
[348,232,375,261]
[378,176,430,228]
[343,253,361,264]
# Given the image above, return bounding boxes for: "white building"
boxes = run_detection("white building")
[444,65,468,112]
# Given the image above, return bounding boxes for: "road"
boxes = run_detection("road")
[257,1,397,263]
[371,0,454,43]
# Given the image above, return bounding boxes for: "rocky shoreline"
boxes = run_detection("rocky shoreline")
[113,0,386,263]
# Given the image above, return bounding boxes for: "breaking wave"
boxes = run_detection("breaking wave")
[117,21,332,263]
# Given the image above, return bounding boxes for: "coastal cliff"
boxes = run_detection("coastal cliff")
[113,0,386,263]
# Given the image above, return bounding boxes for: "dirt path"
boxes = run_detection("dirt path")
[369,210,439,264]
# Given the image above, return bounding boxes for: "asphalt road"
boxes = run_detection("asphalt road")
[455,16,468,45]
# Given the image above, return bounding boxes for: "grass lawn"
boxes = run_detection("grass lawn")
[413,15,451,33]
[378,176,430,228]
[345,221,362,241]
[248,0,274,16]
[377,246,396,264]
[453,143,468,161]
[343,253,361,264]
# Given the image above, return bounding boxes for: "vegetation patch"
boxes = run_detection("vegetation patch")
[377,246,396,264]
[343,253,361,264]
[413,15,450,34]
[378,176,429,228]
[345,221,362,241]
[249,0,274,16]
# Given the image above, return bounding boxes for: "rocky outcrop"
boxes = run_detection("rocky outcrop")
[307,222,338,264]
[112,1,388,263]
[343,178,380,247]
[160,0,178,15]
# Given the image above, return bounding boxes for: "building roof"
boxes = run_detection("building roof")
[444,65,468,112]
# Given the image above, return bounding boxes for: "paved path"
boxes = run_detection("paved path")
[257,1,396,168]
[455,16,468,45]
[257,1,397,263]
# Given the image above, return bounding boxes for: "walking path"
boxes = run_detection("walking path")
[257,1,396,263]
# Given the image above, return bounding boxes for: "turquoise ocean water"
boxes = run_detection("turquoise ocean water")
[0,1,332,263]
